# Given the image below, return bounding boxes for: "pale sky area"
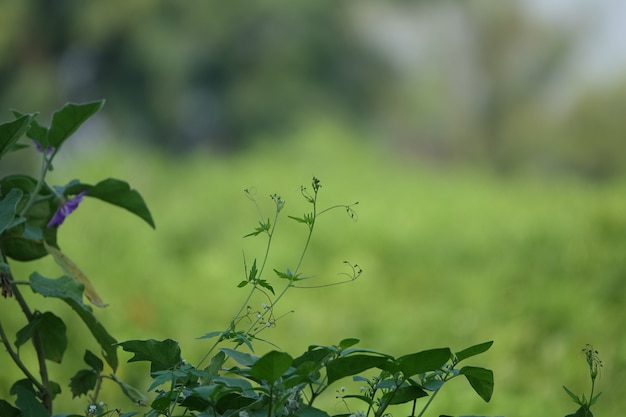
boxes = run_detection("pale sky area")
[525,0,626,85]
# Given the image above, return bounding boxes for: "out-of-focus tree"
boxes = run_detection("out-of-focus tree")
[458,2,573,170]
[0,0,391,151]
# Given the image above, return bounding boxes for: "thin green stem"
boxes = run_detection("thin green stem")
[0,320,45,392]
[19,152,53,217]
[1,254,53,413]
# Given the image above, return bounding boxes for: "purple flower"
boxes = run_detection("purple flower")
[47,191,88,228]
[33,140,55,156]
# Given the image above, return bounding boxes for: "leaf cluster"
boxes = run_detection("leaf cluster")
[117,338,494,417]
[0,101,154,416]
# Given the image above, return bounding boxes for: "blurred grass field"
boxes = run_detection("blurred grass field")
[2,123,625,416]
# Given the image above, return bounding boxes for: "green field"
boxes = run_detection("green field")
[2,125,625,416]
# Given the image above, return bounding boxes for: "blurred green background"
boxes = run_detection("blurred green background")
[1,1,625,416]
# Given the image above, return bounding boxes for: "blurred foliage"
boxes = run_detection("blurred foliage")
[2,127,625,415]
[1,1,625,176]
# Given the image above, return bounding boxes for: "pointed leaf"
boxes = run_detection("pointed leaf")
[38,312,67,363]
[110,374,148,406]
[338,338,360,350]
[455,341,493,363]
[84,350,104,372]
[294,405,331,417]
[460,366,494,402]
[563,386,582,405]
[0,399,20,417]
[66,178,155,228]
[397,348,452,377]
[14,312,67,362]
[44,242,106,307]
[250,351,293,384]
[14,386,50,417]
[0,114,35,159]
[0,188,23,234]
[381,385,428,405]
[69,369,98,398]
[326,354,389,384]
[47,100,103,149]
[117,339,182,373]
[29,273,118,371]
[220,348,258,367]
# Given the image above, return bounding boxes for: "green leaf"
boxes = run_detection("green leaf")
[29,273,90,310]
[294,405,332,417]
[110,374,148,406]
[14,385,50,417]
[0,399,20,417]
[338,338,360,350]
[29,273,118,371]
[0,188,23,234]
[84,350,104,372]
[68,369,98,398]
[220,348,258,367]
[455,341,493,363]
[244,219,270,237]
[207,351,227,375]
[66,178,155,228]
[250,350,293,384]
[256,279,275,294]
[117,339,182,373]
[380,385,428,405]
[326,354,389,384]
[396,348,452,377]
[460,366,494,402]
[0,176,58,261]
[47,100,104,149]
[248,258,258,280]
[563,385,582,405]
[0,114,35,159]
[15,312,67,363]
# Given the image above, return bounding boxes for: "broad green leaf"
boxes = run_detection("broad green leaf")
[15,312,67,363]
[37,312,67,363]
[220,348,258,367]
[294,405,332,417]
[117,339,182,373]
[397,348,452,377]
[84,350,104,372]
[0,188,23,234]
[10,110,47,145]
[326,354,389,384]
[30,273,90,310]
[14,385,50,417]
[380,385,428,405]
[460,366,494,402]
[250,350,293,384]
[0,176,58,261]
[66,178,155,228]
[68,369,98,398]
[47,100,104,149]
[455,341,493,363]
[0,114,34,159]
[0,399,20,417]
[110,374,148,406]
[29,273,118,371]
[292,347,332,368]
[44,242,106,307]
[338,338,360,350]
[207,351,227,375]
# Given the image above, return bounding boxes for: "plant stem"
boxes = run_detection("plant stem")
[2,259,53,413]
[19,152,52,217]
[0,321,45,392]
